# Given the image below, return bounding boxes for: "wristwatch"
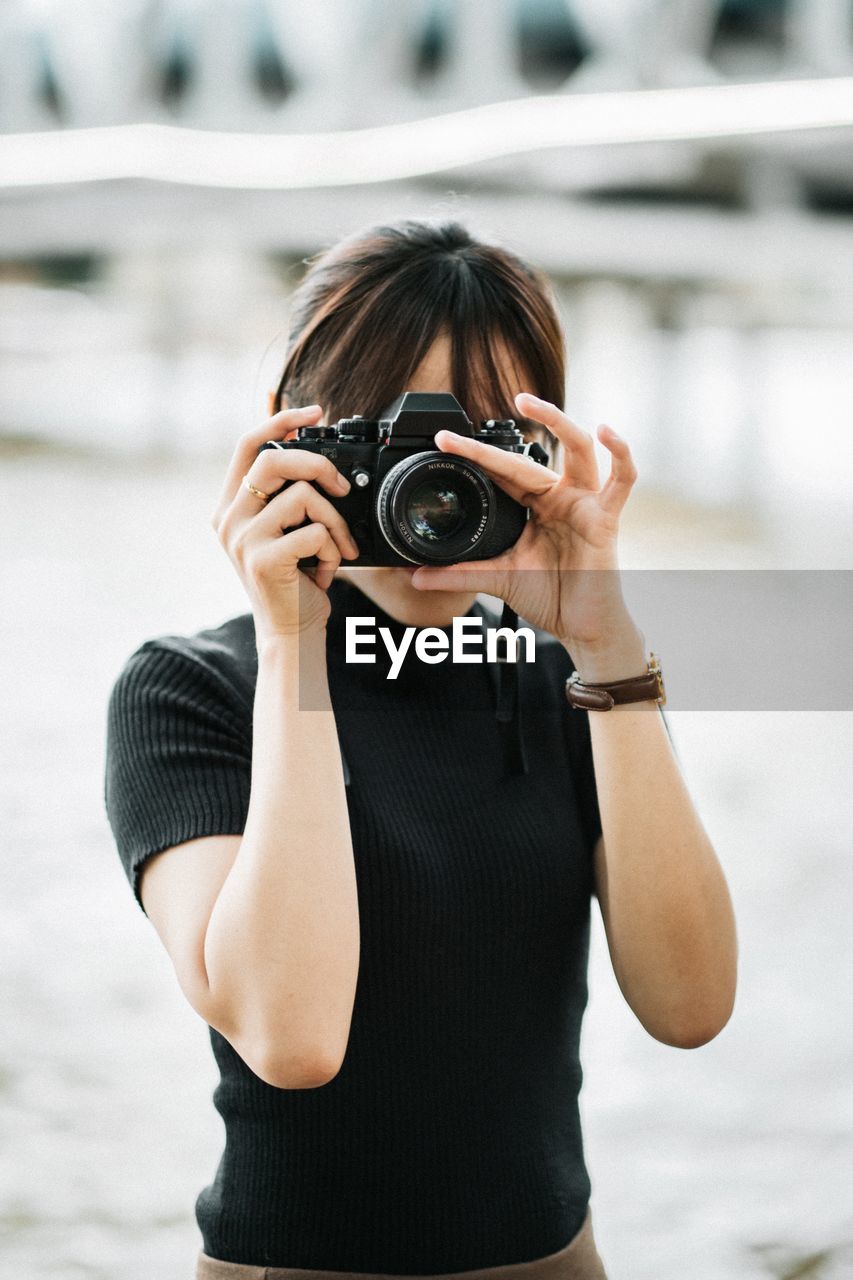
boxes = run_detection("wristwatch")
[565,652,666,711]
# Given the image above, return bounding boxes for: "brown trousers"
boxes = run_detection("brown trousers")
[194,1205,608,1280]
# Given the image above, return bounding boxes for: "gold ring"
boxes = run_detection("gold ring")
[243,474,272,502]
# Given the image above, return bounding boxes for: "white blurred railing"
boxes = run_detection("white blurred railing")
[3,0,853,129]
[1,0,852,520]
[0,1,851,246]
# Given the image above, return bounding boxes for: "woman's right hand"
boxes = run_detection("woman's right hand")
[210,404,360,645]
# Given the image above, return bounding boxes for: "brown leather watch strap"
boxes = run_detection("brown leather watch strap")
[565,652,666,711]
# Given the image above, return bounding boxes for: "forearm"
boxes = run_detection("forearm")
[569,628,739,1048]
[203,630,360,1076]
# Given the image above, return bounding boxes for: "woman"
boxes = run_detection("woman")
[105,219,738,1280]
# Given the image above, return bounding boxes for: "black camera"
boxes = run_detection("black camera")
[257,392,549,567]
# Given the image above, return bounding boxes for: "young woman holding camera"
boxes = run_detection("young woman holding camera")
[105,219,738,1280]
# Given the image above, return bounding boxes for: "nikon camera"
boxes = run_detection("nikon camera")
[256,391,549,567]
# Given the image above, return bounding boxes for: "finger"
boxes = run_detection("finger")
[213,404,326,521]
[254,521,341,584]
[595,424,638,517]
[432,430,557,506]
[410,558,508,597]
[231,448,352,524]
[309,535,342,593]
[248,480,359,561]
[295,524,341,595]
[514,393,599,490]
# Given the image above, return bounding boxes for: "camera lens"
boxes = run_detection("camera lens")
[406,482,465,542]
[376,451,495,565]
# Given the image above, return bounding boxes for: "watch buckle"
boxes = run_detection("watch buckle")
[649,651,666,706]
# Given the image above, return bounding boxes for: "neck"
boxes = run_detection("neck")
[336,567,477,629]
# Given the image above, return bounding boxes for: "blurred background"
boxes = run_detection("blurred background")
[1,2,852,1278]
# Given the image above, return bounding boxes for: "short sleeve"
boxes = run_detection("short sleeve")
[104,641,253,917]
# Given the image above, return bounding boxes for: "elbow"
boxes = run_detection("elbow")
[639,964,738,1049]
[204,1013,345,1090]
[665,1017,729,1050]
[210,1001,352,1091]
[655,989,737,1051]
[250,1012,355,1088]
[250,1042,345,1090]
[215,1014,346,1090]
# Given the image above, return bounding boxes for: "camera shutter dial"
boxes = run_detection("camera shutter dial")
[337,417,380,442]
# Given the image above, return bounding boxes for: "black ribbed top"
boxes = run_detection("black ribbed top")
[104,576,602,1273]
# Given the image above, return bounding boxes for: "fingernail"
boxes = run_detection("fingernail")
[337,473,351,491]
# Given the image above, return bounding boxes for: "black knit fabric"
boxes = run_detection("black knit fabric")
[104,575,603,1272]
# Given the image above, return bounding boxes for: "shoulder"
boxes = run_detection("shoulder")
[108,612,257,716]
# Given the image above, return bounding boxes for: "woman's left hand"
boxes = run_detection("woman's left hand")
[411,391,647,676]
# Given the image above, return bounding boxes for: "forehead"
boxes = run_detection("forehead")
[407,330,532,393]
[405,330,551,454]
[406,332,453,389]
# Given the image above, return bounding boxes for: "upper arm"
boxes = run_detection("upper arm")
[105,639,337,1087]
[139,833,243,1030]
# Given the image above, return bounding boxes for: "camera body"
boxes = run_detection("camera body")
[257,391,549,567]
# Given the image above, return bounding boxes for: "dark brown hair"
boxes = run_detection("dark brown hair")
[272,219,565,453]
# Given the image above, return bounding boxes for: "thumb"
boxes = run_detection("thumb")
[410,561,504,596]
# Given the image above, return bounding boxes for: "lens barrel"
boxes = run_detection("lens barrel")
[376,451,495,565]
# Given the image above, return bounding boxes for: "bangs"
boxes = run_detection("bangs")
[446,267,558,458]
